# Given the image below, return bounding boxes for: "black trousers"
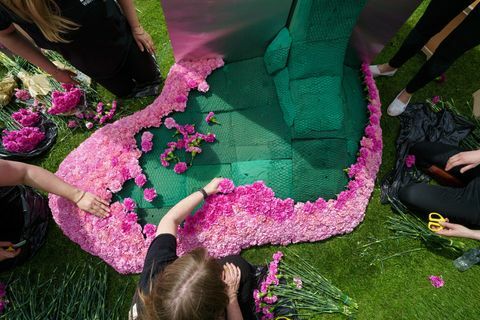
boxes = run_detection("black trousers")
[389,0,480,93]
[399,142,480,226]
[95,43,161,98]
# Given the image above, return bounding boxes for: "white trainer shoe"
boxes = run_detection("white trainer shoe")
[387,90,411,116]
[369,65,397,78]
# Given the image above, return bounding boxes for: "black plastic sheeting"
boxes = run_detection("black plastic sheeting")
[0,114,58,160]
[381,103,474,204]
[0,186,50,272]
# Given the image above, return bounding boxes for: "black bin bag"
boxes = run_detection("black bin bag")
[0,185,50,272]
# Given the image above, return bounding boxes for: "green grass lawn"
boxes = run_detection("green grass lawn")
[3,1,480,319]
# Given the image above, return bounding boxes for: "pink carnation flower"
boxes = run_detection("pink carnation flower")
[85,122,94,130]
[218,179,235,194]
[123,198,136,211]
[48,85,83,115]
[431,96,441,104]
[164,117,177,129]
[12,108,40,127]
[205,111,219,124]
[204,133,216,143]
[2,127,45,153]
[197,81,210,92]
[67,120,78,128]
[143,224,156,238]
[141,131,154,153]
[134,174,147,187]
[405,154,416,168]
[428,275,444,288]
[14,89,31,101]
[293,277,303,289]
[174,162,188,174]
[144,188,157,202]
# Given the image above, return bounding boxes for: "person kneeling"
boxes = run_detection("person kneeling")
[130,178,256,320]
[399,141,480,227]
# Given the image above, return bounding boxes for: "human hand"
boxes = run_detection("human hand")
[132,25,155,54]
[51,68,78,85]
[222,263,241,302]
[0,242,21,262]
[445,150,480,173]
[75,191,110,218]
[436,221,474,239]
[203,177,224,196]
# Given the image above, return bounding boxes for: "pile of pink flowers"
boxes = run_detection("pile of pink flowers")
[2,126,45,153]
[253,251,283,318]
[48,83,83,115]
[12,108,41,127]
[49,60,382,274]
[160,117,216,174]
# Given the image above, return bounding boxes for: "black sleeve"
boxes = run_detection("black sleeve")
[0,8,12,31]
[138,233,177,293]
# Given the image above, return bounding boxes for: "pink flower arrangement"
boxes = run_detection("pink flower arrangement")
[2,127,45,153]
[144,188,157,202]
[428,275,444,288]
[405,154,416,168]
[48,60,382,274]
[48,83,83,115]
[134,174,147,187]
[14,88,31,101]
[12,108,40,127]
[141,131,154,153]
[205,111,219,124]
[254,251,283,319]
[159,119,216,173]
[218,178,235,194]
[174,162,188,174]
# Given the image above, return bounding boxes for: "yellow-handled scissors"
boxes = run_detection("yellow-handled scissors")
[428,212,446,232]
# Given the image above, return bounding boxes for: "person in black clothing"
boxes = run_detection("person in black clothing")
[0,159,109,268]
[399,142,480,227]
[130,178,256,320]
[0,0,160,98]
[370,0,480,116]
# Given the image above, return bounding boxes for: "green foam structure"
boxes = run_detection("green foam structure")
[118,0,369,220]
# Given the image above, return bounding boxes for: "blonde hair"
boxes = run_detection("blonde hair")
[138,248,229,320]
[1,0,79,42]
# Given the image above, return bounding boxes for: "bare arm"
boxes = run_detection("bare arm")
[0,25,77,83]
[223,263,244,320]
[0,160,109,217]
[156,178,223,236]
[117,0,155,53]
[437,221,480,241]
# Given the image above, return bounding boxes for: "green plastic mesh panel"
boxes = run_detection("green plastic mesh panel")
[290,76,344,138]
[136,207,171,226]
[272,68,296,127]
[264,28,292,75]
[231,160,292,199]
[288,39,347,79]
[307,0,367,42]
[292,139,349,202]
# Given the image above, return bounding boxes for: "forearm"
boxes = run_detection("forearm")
[466,229,480,241]
[156,190,204,236]
[226,299,243,320]
[117,0,142,29]
[22,164,83,202]
[0,27,58,75]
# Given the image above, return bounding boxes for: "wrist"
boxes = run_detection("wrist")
[72,189,85,204]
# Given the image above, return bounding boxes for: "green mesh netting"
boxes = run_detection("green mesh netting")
[118,0,369,220]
